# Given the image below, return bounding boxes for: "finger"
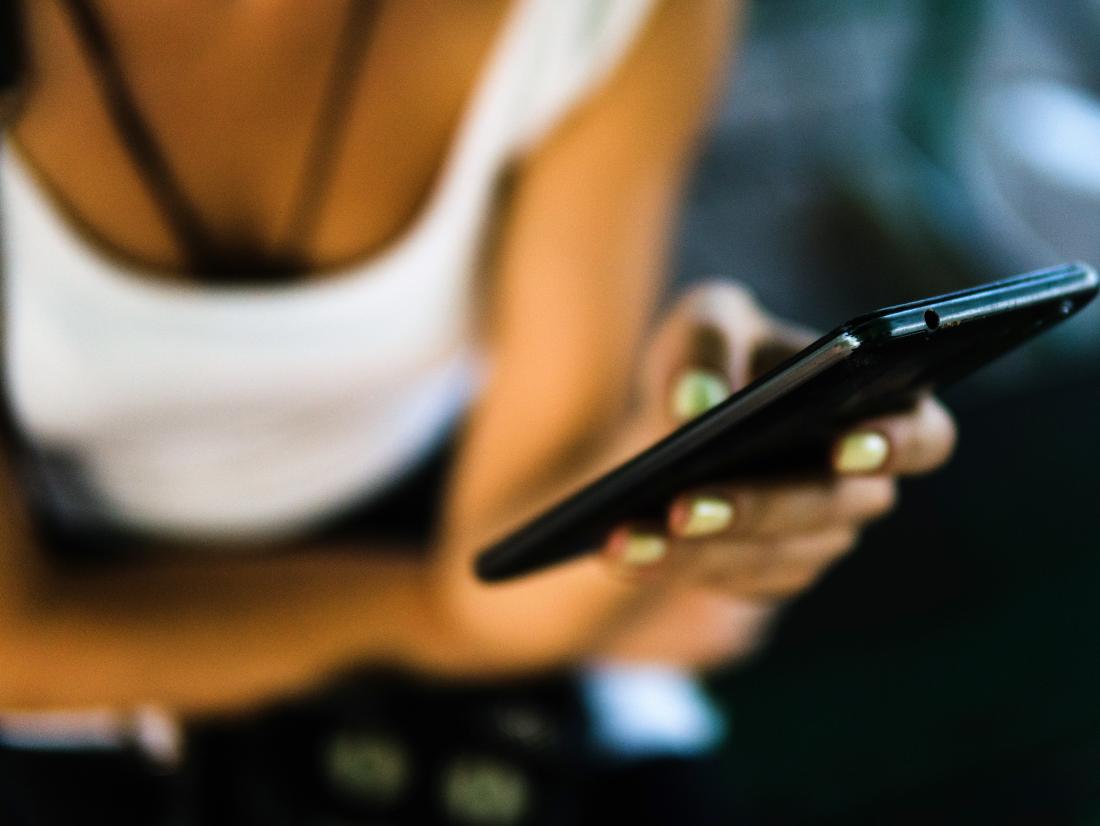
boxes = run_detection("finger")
[599,522,672,581]
[833,396,957,476]
[693,527,857,597]
[668,476,896,539]
[640,281,769,425]
[732,567,829,602]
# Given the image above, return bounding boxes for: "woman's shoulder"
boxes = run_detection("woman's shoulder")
[508,0,665,154]
[510,0,732,157]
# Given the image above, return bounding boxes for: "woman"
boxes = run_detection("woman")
[0,0,956,822]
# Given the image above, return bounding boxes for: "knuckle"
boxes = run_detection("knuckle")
[792,563,823,590]
[748,564,819,600]
[918,399,957,469]
[836,477,893,519]
[690,279,759,320]
[723,488,756,535]
[833,477,861,511]
[742,539,778,578]
[696,277,750,302]
[693,540,754,588]
[797,528,856,561]
[867,478,898,516]
[832,527,859,554]
[916,416,939,462]
[937,409,959,463]
[684,281,724,314]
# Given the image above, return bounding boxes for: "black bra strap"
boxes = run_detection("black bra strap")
[60,0,383,277]
[60,0,219,268]
[1,1,27,109]
[280,1,384,255]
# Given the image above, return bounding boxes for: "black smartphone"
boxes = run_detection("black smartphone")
[476,262,1098,583]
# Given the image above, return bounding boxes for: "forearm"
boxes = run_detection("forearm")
[1,545,447,713]
[434,0,738,669]
[432,421,661,674]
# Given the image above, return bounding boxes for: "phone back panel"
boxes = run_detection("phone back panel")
[476,263,1098,582]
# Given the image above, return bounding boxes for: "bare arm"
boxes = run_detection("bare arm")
[433,0,739,668]
[0,470,452,712]
[0,0,957,709]
[0,0,739,712]
[432,0,953,672]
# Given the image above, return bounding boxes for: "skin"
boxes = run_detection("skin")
[591,287,955,667]
[0,0,955,713]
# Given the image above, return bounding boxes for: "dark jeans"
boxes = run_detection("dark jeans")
[0,744,179,826]
[2,431,747,824]
[1,672,744,826]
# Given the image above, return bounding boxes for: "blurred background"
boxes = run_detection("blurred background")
[4,1,1100,823]
[680,0,1100,821]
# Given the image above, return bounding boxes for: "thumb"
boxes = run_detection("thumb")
[640,280,768,427]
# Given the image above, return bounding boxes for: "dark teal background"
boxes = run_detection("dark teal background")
[676,1,1100,820]
[713,381,1100,822]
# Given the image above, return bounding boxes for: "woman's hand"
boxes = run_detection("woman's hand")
[593,281,956,666]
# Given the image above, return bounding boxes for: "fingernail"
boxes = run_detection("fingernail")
[620,532,668,567]
[678,496,734,537]
[671,369,731,421]
[834,431,889,474]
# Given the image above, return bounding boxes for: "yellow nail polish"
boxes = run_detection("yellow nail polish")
[671,369,731,421]
[681,496,734,537]
[834,431,889,473]
[622,533,667,566]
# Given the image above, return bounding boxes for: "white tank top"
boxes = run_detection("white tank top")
[0,0,657,542]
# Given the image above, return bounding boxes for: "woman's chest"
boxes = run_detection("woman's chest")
[13,0,510,281]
